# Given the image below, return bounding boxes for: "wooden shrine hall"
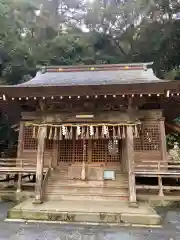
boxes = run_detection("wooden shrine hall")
[0,62,180,207]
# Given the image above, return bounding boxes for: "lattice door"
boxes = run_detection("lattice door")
[91,139,121,163]
[134,123,161,151]
[74,140,88,162]
[23,126,37,150]
[91,140,106,163]
[58,139,121,163]
[106,139,121,163]
[59,140,73,162]
[58,140,88,163]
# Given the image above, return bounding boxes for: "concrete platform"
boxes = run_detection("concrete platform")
[7,199,161,226]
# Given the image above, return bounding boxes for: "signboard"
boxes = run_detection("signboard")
[76,115,94,119]
[103,170,115,180]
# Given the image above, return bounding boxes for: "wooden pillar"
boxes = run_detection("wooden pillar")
[158,176,164,196]
[158,118,167,195]
[126,126,137,207]
[34,126,47,204]
[16,122,24,193]
[159,118,167,162]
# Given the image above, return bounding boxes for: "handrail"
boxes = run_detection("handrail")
[135,159,180,171]
[0,158,36,168]
[135,159,180,197]
[0,158,49,173]
[41,168,51,201]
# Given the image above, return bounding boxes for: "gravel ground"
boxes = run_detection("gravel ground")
[0,202,180,239]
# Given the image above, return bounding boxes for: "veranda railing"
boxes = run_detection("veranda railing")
[135,160,180,197]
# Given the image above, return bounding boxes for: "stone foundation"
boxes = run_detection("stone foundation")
[7,199,162,226]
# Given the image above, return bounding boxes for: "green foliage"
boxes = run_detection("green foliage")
[166,132,180,149]
[0,0,180,83]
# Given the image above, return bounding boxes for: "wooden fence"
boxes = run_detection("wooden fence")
[0,158,49,173]
[135,160,180,196]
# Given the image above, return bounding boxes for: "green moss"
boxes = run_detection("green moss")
[1,194,15,202]
[7,210,22,219]
[65,213,76,222]
[99,213,106,222]
[48,212,64,221]
[114,214,121,223]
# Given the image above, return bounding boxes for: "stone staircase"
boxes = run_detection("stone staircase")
[44,165,129,201]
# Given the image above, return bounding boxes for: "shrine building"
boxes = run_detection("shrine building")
[0,62,180,211]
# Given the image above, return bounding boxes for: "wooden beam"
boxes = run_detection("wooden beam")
[126,126,137,207]
[34,126,47,204]
[1,80,179,98]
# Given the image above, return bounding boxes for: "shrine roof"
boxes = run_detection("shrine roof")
[17,63,162,87]
[0,63,180,98]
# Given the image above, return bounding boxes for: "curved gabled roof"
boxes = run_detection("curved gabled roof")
[17,63,162,87]
[0,63,179,98]
[18,67,162,87]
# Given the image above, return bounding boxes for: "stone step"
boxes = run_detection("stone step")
[47,182,128,189]
[49,179,128,184]
[47,179,128,188]
[8,199,161,226]
[49,174,128,181]
[52,169,124,174]
[46,186,128,195]
[45,193,128,201]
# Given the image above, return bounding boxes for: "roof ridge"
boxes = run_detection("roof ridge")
[37,63,153,74]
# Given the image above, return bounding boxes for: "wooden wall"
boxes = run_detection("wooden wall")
[18,109,166,171]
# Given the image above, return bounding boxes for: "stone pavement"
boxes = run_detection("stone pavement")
[7,199,161,226]
[0,202,180,239]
